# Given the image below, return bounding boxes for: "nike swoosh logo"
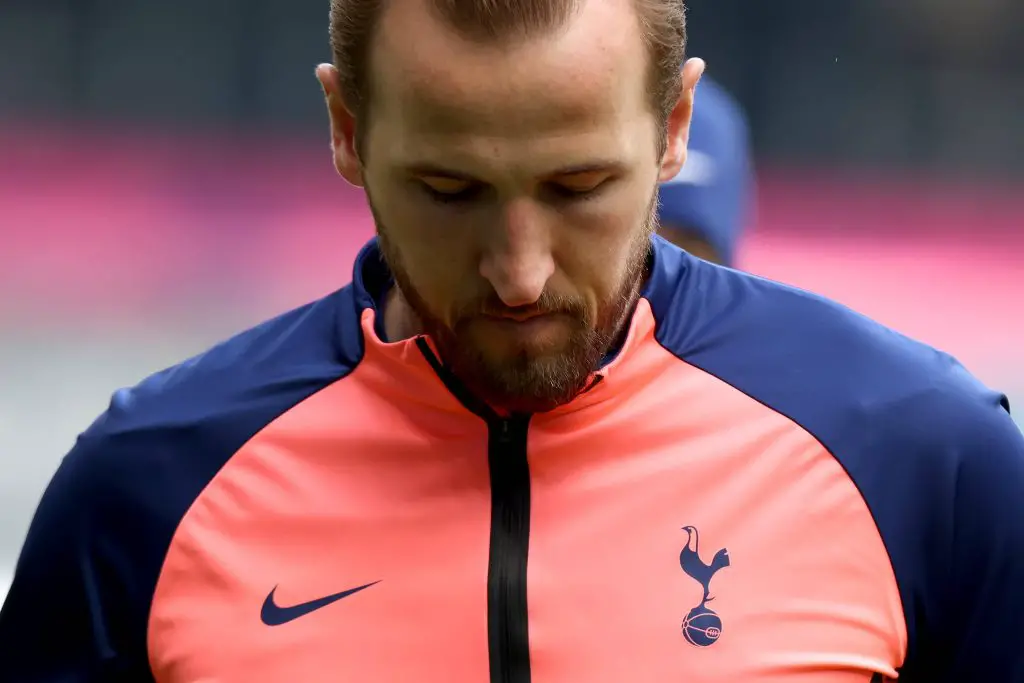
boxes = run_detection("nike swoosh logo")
[260,580,380,626]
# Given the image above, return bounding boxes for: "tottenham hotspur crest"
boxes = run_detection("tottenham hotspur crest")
[679,526,730,647]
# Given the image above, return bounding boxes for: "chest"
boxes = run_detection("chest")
[147,416,904,682]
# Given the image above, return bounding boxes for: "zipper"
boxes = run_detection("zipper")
[487,415,532,683]
[415,339,533,682]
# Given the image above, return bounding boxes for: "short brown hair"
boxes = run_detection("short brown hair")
[329,0,687,151]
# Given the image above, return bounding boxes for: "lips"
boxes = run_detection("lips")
[486,312,555,323]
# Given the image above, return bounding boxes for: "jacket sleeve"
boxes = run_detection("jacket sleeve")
[0,432,153,682]
[939,397,1024,681]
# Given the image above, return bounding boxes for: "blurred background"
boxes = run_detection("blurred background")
[1,0,1022,600]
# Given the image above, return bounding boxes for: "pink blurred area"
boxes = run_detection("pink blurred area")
[1,126,1021,380]
[744,172,1023,379]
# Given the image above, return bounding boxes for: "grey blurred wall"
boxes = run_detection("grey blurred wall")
[2,0,1023,174]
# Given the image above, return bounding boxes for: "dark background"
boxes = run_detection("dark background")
[3,0,1023,172]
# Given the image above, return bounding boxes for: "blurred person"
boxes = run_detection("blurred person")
[657,76,753,266]
[2,1,1023,682]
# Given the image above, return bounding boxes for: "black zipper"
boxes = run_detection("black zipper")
[487,415,532,683]
[415,339,533,683]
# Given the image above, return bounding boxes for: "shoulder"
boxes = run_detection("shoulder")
[649,243,1019,476]
[647,243,1024,671]
[45,285,364,594]
[65,285,364,513]
[0,287,369,671]
[647,240,1010,449]
[40,285,366,580]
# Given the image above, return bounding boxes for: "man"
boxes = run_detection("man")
[657,76,753,266]
[2,0,1023,681]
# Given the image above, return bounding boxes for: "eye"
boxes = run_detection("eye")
[547,173,610,201]
[420,177,479,204]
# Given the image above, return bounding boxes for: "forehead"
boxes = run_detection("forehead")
[368,0,652,150]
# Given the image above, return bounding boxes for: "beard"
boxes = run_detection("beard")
[371,195,656,414]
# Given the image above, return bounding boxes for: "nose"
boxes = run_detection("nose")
[479,199,555,307]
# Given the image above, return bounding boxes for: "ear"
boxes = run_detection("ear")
[659,58,705,184]
[316,63,364,187]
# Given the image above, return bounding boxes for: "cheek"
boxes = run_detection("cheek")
[373,201,480,318]
[552,244,629,323]
[557,209,645,298]
[395,243,475,318]
[371,183,475,273]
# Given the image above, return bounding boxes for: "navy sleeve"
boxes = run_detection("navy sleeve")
[0,431,156,682]
[939,395,1024,681]
[0,285,363,682]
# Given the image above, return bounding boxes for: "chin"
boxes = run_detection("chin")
[472,319,575,356]
[481,338,573,367]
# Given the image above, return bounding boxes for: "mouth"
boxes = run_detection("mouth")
[476,312,570,341]
[486,311,557,323]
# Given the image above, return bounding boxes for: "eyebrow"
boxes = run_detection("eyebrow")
[402,160,628,180]
[402,163,476,180]
[549,161,628,177]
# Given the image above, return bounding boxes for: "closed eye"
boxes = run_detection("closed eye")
[545,178,609,202]
[416,172,612,204]
[420,178,481,204]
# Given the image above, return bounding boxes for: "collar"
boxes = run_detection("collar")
[346,236,689,417]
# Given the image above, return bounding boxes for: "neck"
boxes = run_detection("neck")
[382,286,421,343]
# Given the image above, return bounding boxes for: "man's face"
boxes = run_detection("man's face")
[323,0,698,412]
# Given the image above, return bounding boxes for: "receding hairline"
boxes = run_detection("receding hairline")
[425,0,583,43]
[330,0,687,157]
[367,0,651,114]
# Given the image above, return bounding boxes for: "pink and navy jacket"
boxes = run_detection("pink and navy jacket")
[2,236,1023,682]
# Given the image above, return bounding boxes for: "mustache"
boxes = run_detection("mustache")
[453,291,589,322]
